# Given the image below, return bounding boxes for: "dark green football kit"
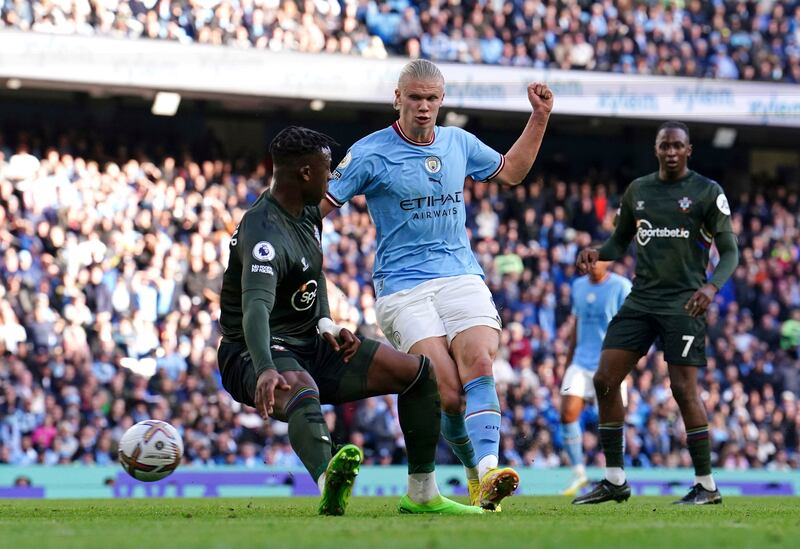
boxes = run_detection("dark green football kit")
[217,190,442,481]
[601,171,734,365]
[218,192,378,406]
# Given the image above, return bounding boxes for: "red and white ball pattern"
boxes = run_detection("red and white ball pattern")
[118,420,184,482]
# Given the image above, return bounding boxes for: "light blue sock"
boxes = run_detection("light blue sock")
[463,376,501,466]
[560,420,584,469]
[441,412,477,469]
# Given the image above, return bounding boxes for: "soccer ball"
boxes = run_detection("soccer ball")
[118,420,184,482]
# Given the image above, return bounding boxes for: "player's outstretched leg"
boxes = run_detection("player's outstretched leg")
[464,376,519,511]
[395,356,483,515]
[455,327,518,511]
[318,444,364,516]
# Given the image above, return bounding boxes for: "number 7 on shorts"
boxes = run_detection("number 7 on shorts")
[681,335,695,358]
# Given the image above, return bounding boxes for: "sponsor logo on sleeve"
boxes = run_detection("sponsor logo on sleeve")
[252,241,275,262]
[716,194,731,216]
[337,151,352,170]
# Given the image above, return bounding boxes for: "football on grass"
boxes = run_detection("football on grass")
[118,420,184,482]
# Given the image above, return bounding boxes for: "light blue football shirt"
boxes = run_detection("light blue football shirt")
[326,122,504,298]
[571,273,632,371]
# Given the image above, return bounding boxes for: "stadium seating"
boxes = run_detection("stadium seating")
[1,0,799,82]
[0,135,798,471]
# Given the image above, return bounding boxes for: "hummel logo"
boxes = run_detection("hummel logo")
[301,257,309,271]
[636,201,645,210]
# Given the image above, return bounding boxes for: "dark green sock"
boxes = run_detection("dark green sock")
[398,356,441,474]
[686,425,712,476]
[598,422,624,468]
[286,387,332,482]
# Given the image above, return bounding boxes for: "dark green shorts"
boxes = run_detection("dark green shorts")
[217,337,380,407]
[602,306,706,366]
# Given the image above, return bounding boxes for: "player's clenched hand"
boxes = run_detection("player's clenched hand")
[576,248,599,275]
[528,83,554,115]
[255,369,290,420]
[685,283,717,317]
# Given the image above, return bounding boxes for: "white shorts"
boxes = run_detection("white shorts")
[560,364,628,406]
[375,275,502,353]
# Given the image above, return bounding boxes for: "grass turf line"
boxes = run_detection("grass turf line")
[1,496,798,548]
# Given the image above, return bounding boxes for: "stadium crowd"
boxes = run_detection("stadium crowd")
[2,0,800,82]
[0,132,799,474]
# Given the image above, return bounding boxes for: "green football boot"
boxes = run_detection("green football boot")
[398,494,485,515]
[318,444,363,516]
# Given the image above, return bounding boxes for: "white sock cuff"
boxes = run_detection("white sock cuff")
[605,467,626,486]
[695,474,716,491]
[408,472,439,504]
[477,455,499,479]
[317,473,326,494]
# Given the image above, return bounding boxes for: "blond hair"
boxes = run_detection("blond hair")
[398,59,445,87]
[394,59,445,110]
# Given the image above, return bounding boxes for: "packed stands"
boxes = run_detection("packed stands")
[1,0,799,82]
[1,131,798,471]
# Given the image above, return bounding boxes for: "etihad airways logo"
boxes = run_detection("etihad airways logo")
[400,191,463,211]
[636,219,690,246]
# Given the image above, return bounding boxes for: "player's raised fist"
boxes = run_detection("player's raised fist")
[576,248,599,275]
[528,83,554,114]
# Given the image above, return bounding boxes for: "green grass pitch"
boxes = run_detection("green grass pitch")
[1,496,798,548]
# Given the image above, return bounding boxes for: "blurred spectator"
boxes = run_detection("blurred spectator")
[1,0,799,82]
